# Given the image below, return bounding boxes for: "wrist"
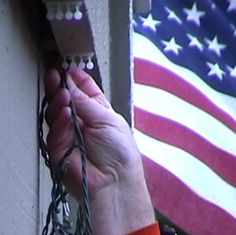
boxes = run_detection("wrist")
[90,167,155,235]
[119,173,155,234]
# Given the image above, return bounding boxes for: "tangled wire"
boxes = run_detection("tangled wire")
[38,69,92,235]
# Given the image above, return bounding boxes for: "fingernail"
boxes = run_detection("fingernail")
[66,74,76,91]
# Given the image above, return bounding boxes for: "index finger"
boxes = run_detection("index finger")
[44,69,61,100]
[69,68,104,98]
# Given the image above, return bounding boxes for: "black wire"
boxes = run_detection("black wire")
[60,69,92,235]
[38,68,92,235]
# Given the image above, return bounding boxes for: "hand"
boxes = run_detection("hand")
[44,69,155,235]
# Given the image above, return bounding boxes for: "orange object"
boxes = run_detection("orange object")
[127,222,161,235]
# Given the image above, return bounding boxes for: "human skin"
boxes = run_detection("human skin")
[44,69,155,235]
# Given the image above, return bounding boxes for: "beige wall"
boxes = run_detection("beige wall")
[0,1,131,234]
[0,1,39,234]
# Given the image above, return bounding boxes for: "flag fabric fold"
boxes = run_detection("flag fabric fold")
[133,1,236,234]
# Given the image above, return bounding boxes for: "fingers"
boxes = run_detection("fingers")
[69,68,111,109]
[44,69,70,126]
[67,75,115,126]
[44,68,113,126]
[44,69,61,100]
[45,88,70,126]
[47,106,73,163]
[69,68,102,97]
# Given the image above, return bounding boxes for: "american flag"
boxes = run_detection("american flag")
[133,0,236,234]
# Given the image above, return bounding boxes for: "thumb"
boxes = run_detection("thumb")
[67,75,115,126]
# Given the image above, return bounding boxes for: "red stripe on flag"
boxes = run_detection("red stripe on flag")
[134,58,236,132]
[143,156,236,235]
[134,107,236,186]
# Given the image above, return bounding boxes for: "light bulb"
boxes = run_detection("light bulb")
[86,58,94,70]
[46,4,55,20]
[78,57,85,69]
[74,5,83,20]
[65,4,73,20]
[55,6,64,20]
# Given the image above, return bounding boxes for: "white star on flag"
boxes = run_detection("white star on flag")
[184,2,205,26]
[211,3,216,9]
[205,36,226,56]
[207,62,225,80]
[227,65,236,78]
[162,37,182,55]
[141,14,161,32]
[227,0,236,12]
[133,0,236,234]
[187,34,203,51]
[165,7,182,24]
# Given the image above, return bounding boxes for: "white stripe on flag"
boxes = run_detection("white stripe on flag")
[133,83,236,156]
[133,32,236,119]
[134,128,236,218]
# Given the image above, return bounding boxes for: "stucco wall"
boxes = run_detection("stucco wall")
[0,1,131,234]
[87,0,132,124]
[0,1,39,234]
